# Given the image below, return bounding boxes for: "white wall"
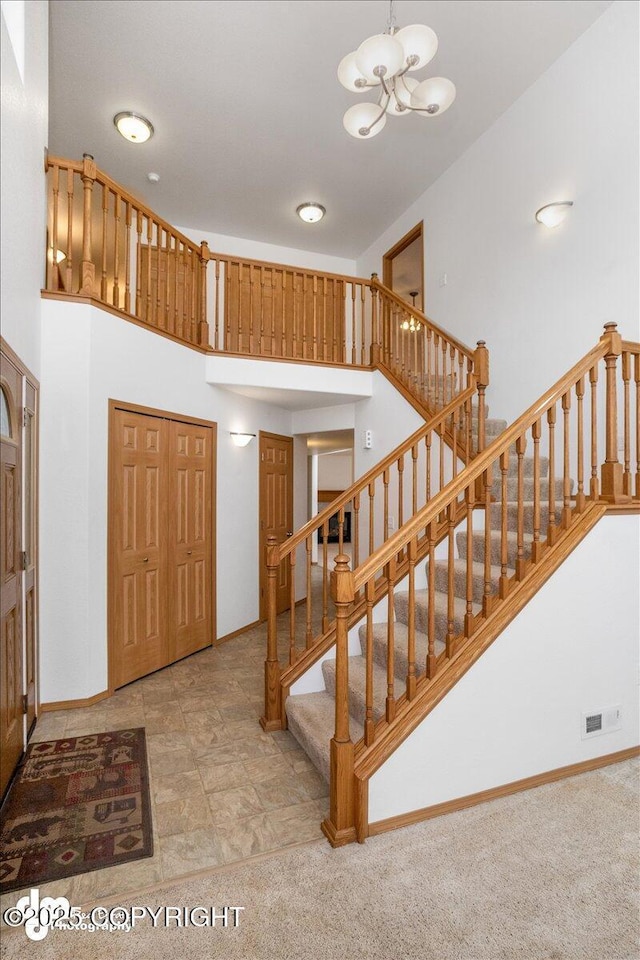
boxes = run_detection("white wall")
[1,0,48,377]
[357,1,639,423]
[39,299,303,702]
[318,451,353,490]
[369,514,640,824]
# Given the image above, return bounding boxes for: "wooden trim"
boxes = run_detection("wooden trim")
[205,251,371,288]
[41,291,213,355]
[259,431,294,621]
[40,690,110,712]
[318,489,345,503]
[603,501,640,515]
[373,279,473,359]
[107,401,217,694]
[382,221,424,309]
[0,337,40,387]
[215,619,261,646]
[355,502,607,780]
[207,348,371,372]
[367,745,640,838]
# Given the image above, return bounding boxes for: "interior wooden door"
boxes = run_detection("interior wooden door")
[23,381,38,733]
[111,409,169,688]
[168,419,214,662]
[259,432,293,618]
[0,358,23,796]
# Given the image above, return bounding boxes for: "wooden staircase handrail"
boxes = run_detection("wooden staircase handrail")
[372,277,475,361]
[353,336,612,590]
[278,382,477,562]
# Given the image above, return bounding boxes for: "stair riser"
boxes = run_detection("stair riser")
[394,591,465,639]
[323,660,387,728]
[432,562,500,604]
[491,475,563,498]
[457,531,532,566]
[370,629,427,685]
[488,502,563,534]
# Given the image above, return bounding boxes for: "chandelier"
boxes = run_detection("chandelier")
[338,1,456,140]
[401,291,420,332]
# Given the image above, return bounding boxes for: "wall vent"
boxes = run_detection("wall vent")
[581,706,622,740]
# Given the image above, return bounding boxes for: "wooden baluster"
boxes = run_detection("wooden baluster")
[124,201,132,313]
[49,164,60,290]
[364,579,375,746]
[370,279,380,366]
[385,557,396,722]
[383,469,389,541]
[406,537,417,697]
[562,392,572,528]
[464,485,474,637]
[259,266,266,354]
[353,493,360,577]
[79,154,96,295]
[575,378,586,512]
[464,396,471,463]
[622,351,631,496]
[225,266,232,351]
[635,354,640,498]
[515,437,526,580]
[154,223,162,328]
[425,431,432,501]
[292,273,299,358]
[322,554,356,847]
[547,404,557,545]
[358,283,364,366]
[338,507,345,554]
[445,502,456,658]
[305,536,313,648]
[65,167,74,293]
[499,448,510,596]
[433,333,440,405]
[426,328,433,405]
[113,193,121,308]
[281,270,288,357]
[145,216,153,325]
[322,276,328,361]
[412,444,418,517]
[439,422,445,493]
[368,481,375,554]
[397,454,404,534]
[100,183,108,301]
[452,401,460,479]
[531,419,543,562]
[473,340,489,457]
[335,281,342,363]
[483,465,494,610]
[199,241,209,346]
[172,239,180,336]
[452,344,459,399]
[423,526,435,679]
[248,264,255,355]
[600,322,624,501]
[301,273,309,359]
[441,336,448,405]
[590,364,599,499]
[214,257,221,350]
[289,552,297,664]
[135,209,143,317]
[322,521,329,633]
[260,534,283,731]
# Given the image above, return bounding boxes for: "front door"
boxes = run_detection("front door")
[0,356,23,796]
[109,404,215,688]
[259,432,293,618]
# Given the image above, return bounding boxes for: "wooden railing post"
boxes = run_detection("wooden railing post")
[80,153,96,295]
[322,554,357,847]
[260,534,285,732]
[473,339,489,499]
[600,322,625,502]
[370,273,381,366]
[198,240,211,347]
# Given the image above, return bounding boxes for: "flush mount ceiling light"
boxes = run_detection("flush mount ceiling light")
[297,202,326,224]
[535,201,574,228]
[338,0,456,140]
[230,432,256,447]
[113,111,154,144]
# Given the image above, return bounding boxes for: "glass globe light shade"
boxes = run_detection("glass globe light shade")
[337,52,370,92]
[113,112,154,143]
[343,102,386,139]
[411,77,456,116]
[395,24,438,71]
[386,77,418,115]
[355,33,404,80]
[297,202,326,224]
[535,201,573,228]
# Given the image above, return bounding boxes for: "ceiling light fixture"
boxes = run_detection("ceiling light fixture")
[297,202,326,224]
[230,432,256,447]
[338,0,456,140]
[113,111,154,144]
[401,291,420,332]
[535,201,574,228]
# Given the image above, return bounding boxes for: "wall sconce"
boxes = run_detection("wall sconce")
[535,201,573,228]
[230,432,256,447]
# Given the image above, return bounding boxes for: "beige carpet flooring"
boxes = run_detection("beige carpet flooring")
[3,757,638,960]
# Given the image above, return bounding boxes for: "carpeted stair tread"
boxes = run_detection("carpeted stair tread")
[394,588,478,638]
[285,690,364,782]
[489,501,564,534]
[457,528,534,565]
[431,557,507,603]
[491,475,563,499]
[365,620,447,682]
[322,655,403,727]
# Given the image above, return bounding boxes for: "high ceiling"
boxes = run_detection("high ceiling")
[49,0,611,259]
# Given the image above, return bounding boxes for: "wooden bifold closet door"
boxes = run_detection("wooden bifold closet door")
[109,404,216,689]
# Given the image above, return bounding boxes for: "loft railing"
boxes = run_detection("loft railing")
[318,323,639,843]
[44,155,480,394]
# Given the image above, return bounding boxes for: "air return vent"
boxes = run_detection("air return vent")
[581,706,622,740]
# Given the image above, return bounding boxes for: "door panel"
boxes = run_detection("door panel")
[112,410,168,687]
[0,359,23,796]
[259,433,293,617]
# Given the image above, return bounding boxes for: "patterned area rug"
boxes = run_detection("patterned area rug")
[0,728,153,894]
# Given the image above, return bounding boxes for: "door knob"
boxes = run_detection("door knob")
[142,557,149,562]
[187,550,192,555]
[286,531,293,537]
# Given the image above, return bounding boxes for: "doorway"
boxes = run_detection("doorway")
[1,341,39,797]
[259,432,293,619]
[108,402,216,689]
[382,221,424,309]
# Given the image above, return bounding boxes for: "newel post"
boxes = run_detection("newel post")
[79,153,96,295]
[600,322,625,502]
[198,240,211,347]
[321,554,357,847]
[473,339,490,499]
[370,273,381,366]
[260,534,284,732]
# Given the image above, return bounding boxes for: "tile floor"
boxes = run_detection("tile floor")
[1,618,331,913]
